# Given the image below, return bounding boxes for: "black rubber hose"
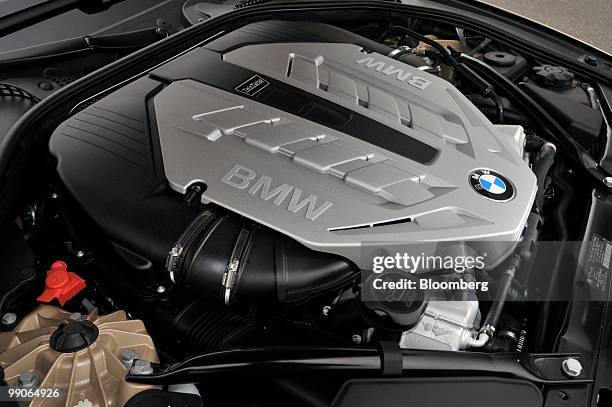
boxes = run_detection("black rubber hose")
[483,254,520,331]
[482,142,554,334]
[175,216,357,305]
[472,104,528,125]
[532,143,557,210]
[490,91,505,123]
[482,211,542,333]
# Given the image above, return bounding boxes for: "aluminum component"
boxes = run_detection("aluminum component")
[0,305,159,406]
[467,330,491,348]
[399,301,481,351]
[561,358,583,377]
[154,42,537,270]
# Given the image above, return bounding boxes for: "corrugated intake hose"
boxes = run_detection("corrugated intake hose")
[168,211,357,305]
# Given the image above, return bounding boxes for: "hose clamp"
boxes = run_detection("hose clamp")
[480,324,496,337]
[222,226,252,305]
[166,210,214,283]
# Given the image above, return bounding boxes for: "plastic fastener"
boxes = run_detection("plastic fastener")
[37,261,86,306]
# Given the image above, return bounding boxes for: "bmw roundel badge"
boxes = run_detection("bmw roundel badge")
[469,169,514,201]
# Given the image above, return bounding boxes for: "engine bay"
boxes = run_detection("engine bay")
[1,2,611,406]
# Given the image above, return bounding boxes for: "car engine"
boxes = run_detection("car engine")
[44,19,537,349]
[0,5,608,406]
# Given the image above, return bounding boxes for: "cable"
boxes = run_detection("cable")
[490,91,505,124]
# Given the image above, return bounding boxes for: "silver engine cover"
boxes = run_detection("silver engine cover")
[153,42,537,270]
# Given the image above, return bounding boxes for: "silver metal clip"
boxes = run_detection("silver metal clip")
[166,245,183,283]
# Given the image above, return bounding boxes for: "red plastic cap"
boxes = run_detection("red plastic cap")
[37,261,86,306]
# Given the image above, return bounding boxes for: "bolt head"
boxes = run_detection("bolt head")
[50,193,59,199]
[156,285,166,294]
[1,312,17,326]
[562,357,582,377]
[351,334,362,344]
[37,81,54,91]
[120,349,139,366]
[130,359,153,375]
[76,250,85,258]
[17,372,39,387]
[604,177,612,188]
[322,306,331,316]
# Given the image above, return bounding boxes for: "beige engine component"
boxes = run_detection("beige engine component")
[0,305,158,407]
[416,35,464,53]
